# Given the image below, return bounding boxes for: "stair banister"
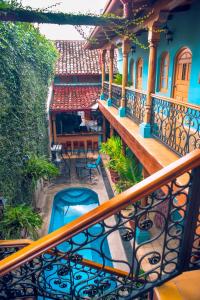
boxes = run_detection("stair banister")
[0,149,200,277]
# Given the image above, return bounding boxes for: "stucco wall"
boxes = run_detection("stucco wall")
[156,0,200,104]
[117,1,200,105]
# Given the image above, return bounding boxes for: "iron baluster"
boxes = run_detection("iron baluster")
[151,97,200,156]
[103,82,109,100]
[126,88,146,124]
[178,166,200,272]
[111,84,121,108]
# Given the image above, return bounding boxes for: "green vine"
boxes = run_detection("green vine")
[0,21,58,204]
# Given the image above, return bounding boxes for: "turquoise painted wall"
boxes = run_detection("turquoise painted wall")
[155,0,200,105]
[117,1,200,105]
[118,32,149,91]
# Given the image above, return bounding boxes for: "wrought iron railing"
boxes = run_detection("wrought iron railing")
[151,94,200,156]
[0,150,200,299]
[103,81,109,100]
[111,83,121,108]
[126,88,147,124]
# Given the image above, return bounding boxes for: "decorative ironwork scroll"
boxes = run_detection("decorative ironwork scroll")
[151,97,200,156]
[126,88,146,124]
[112,84,121,108]
[0,168,198,299]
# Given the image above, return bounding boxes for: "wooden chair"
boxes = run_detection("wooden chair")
[86,140,93,152]
[65,141,72,154]
[93,141,99,153]
[73,141,79,155]
[79,141,85,154]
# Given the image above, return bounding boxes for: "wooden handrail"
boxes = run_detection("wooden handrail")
[0,240,130,278]
[0,239,32,248]
[151,93,200,111]
[0,150,200,276]
[125,86,147,95]
[110,82,147,95]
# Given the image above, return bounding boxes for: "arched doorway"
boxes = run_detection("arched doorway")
[173,47,192,102]
[129,58,134,86]
[136,58,143,90]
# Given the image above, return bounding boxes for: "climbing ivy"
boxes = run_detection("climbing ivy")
[0,21,58,204]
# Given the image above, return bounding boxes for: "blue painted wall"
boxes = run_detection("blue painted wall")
[156,0,200,105]
[117,32,149,91]
[117,1,200,105]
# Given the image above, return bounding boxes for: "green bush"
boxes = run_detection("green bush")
[113,73,132,87]
[115,155,142,193]
[0,204,43,240]
[23,155,60,187]
[100,136,123,171]
[100,137,142,192]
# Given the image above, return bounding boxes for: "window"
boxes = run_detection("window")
[181,63,187,80]
[159,52,169,92]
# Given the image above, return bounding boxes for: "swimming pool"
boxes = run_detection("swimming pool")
[38,188,114,299]
[49,187,112,265]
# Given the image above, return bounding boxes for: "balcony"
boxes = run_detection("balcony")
[111,83,122,108]
[102,82,200,158]
[151,94,200,156]
[126,87,146,125]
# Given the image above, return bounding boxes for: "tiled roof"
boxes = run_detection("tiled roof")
[55,40,118,75]
[50,86,101,112]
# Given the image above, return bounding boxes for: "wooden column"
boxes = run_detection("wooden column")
[119,38,130,117]
[145,27,160,123]
[108,47,115,104]
[52,114,57,144]
[140,26,160,137]
[100,49,107,100]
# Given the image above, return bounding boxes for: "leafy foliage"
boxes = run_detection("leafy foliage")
[0,204,43,239]
[23,155,60,186]
[100,136,142,192]
[0,21,58,203]
[113,73,132,87]
[115,153,142,193]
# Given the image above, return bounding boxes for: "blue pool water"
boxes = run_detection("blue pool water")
[38,188,113,299]
[48,187,112,265]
